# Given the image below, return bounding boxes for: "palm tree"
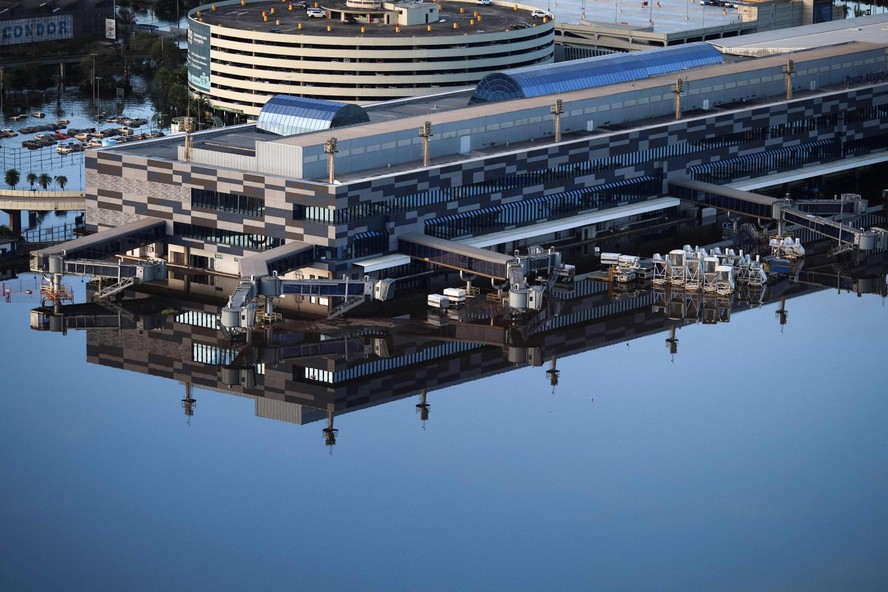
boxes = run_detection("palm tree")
[54,175,68,191]
[37,173,52,191]
[26,171,38,190]
[4,168,20,189]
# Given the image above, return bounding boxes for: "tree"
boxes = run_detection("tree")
[54,175,68,191]
[4,168,20,189]
[26,171,38,190]
[37,173,52,190]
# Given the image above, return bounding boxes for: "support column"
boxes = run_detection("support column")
[3,210,22,235]
[460,270,475,295]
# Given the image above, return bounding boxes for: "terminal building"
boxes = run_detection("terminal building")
[83,15,888,311]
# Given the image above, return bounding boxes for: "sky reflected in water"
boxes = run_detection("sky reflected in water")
[1,272,886,592]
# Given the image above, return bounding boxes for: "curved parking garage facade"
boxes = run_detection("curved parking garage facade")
[187,0,556,116]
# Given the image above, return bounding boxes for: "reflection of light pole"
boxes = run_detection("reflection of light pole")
[95,77,102,105]
[90,53,97,109]
[1,67,4,119]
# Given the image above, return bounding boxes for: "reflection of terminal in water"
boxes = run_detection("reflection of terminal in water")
[28,249,888,447]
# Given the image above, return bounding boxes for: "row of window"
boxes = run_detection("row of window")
[687,138,842,184]
[192,343,239,366]
[192,188,265,218]
[424,181,659,240]
[322,341,484,384]
[174,222,285,250]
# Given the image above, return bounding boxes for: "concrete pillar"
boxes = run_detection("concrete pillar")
[3,210,22,235]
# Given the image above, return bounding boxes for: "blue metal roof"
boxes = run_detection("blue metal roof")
[470,43,723,104]
[257,95,370,136]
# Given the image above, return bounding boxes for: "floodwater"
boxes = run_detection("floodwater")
[1,79,161,194]
[1,254,886,590]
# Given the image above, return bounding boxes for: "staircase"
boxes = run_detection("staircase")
[92,277,137,301]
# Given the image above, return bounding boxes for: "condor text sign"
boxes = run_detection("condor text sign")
[1,15,73,46]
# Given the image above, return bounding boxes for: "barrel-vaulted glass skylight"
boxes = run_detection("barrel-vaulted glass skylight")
[470,42,722,104]
[257,95,370,136]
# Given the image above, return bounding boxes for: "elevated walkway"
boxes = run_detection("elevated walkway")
[1,190,87,234]
[0,190,86,212]
[398,233,514,280]
[237,240,315,278]
[30,217,167,273]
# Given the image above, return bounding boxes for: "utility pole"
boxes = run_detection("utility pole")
[673,78,684,120]
[783,59,794,100]
[551,98,563,142]
[418,121,432,167]
[325,137,338,184]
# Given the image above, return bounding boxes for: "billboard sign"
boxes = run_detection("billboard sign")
[186,21,212,92]
[1,15,73,46]
[105,18,116,40]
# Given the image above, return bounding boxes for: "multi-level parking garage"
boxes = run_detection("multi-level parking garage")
[187,0,556,116]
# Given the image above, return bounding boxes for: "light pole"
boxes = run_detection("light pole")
[1,67,4,120]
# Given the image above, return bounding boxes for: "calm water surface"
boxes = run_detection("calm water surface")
[0,271,886,591]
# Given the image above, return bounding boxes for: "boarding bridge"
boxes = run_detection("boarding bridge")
[221,242,397,330]
[32,252,168,302]
[30,218,167,273]
[669,177,886,251]
[399,233,574,283]
[399,233,576,315]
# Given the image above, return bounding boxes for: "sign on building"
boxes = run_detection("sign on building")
[1,15,74,46]
[186,21,212,92]
[105,18,116,40]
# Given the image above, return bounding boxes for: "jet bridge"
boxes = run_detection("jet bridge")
[669,177,886,251]
[30,218,167,274]
[221,242,396,330]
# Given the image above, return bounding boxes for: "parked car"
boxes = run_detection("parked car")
[531,9,552,18]
[477,0,491,5]
[294,1,307,8]
[343,14,357,23]
[510,22,531,29]
[306,7,325,17]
